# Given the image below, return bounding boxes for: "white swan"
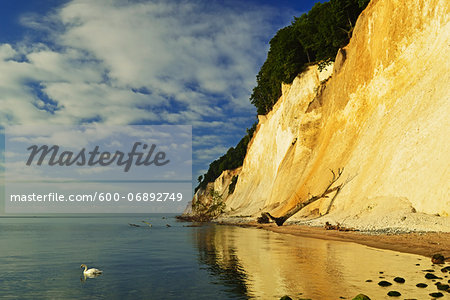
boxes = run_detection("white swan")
[80,264,103,277]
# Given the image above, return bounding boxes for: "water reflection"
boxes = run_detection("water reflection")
[193,224,447,299]
[194,225,249,299]
[80,273,102,282]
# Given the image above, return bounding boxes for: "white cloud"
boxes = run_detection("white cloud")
[0,44,17,60]
[193,134,227,147]
[0,0,292,127]
[0,0,295,181]
[4,151,20,159]
[194,144,228,162]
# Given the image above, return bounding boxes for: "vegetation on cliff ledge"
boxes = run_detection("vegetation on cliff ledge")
[196,123,256,193]
[181,189,225,222]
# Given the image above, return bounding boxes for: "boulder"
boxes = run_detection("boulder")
[425,273,441,279]
[432,254,445,264]
[378,280,392,287]
[436,283,450,291]
[393,277,405,283]
[387,291,401,297]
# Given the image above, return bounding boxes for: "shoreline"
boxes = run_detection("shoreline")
[217,221,450,259]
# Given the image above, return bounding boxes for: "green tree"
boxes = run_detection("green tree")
[250,25,308,115]
[250,0,369,115]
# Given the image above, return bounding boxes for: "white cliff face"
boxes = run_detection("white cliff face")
[224,65,334,215]
[192,0,450,228]
[187,168,241,216]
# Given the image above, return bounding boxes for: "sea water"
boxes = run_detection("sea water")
[0,215,446,299]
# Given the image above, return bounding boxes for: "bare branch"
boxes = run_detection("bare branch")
[258,168,347,226]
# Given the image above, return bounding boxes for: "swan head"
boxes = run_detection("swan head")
[80,264,87,269]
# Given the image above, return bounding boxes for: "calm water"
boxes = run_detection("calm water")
[0,216,447,299]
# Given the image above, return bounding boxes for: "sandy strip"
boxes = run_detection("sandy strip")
[224,222,450,259]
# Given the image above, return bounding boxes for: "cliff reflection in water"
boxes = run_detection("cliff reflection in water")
[192,224,440,299]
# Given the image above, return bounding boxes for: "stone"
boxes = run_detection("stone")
[429,292,444,298]
[425,273,441,279]
[432,254,445,264]
[279,296,292,300]
[441,266,450,273]
[416,283,428,288]
[436,283,450,291]
[352,294,371,300]
[387,291,401,297]
[378,281,392,287]
[393,277,405,283]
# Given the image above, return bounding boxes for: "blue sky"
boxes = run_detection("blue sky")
[0,0,320,189]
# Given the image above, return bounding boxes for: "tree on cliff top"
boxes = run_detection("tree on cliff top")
[250,26,308,115]
[251,0,369,115]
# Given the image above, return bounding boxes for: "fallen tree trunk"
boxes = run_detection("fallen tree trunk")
[260,168,346,226]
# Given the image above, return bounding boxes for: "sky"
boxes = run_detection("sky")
[0,0,321,192]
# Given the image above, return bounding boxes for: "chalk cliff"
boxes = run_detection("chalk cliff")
[192,0,449,230]
[186,167,241,216]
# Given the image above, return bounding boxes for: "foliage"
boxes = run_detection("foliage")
[250,26,308,115]
[195,122,256,193]
[228,175,238,194]
[206,189,226,218]
[250,0,369,115]
[358,0,370,8]
[189,189,225,221]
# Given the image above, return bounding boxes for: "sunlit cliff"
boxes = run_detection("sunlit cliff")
[190,0,450,229]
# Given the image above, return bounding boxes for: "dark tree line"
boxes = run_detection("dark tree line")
[195,123,256,193]
[251,0,369,115]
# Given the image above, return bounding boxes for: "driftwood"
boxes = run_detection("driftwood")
[260,168,346,226]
